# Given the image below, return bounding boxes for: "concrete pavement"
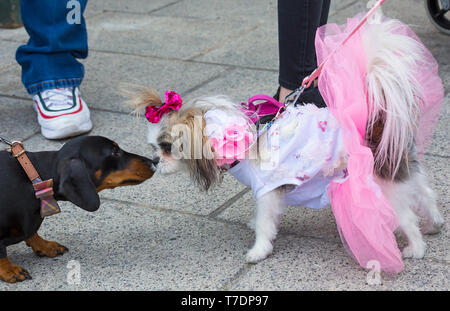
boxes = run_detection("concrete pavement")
[0,0,448,290]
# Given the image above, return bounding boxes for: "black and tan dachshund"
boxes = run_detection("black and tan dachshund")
[0,136,158,283]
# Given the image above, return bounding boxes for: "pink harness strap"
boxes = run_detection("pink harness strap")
[240,94,284,124]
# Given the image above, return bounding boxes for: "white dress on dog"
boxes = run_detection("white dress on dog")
[206,104,348,209]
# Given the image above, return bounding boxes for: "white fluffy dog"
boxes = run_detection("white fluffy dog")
[127,19,444,265]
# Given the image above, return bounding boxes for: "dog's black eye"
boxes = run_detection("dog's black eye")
[159,142,172,155]
[111,146,121,157]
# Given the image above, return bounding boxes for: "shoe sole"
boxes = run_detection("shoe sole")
[41,119,93,140]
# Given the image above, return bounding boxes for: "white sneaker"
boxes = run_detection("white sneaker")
[33,87,93,140]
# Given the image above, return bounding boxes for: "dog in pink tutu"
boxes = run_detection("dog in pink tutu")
[127,8,444,273]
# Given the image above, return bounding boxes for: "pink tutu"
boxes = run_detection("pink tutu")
[316,14,444,273]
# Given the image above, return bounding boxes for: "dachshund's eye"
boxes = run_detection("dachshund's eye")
[159,142,172,155]
[111,146,121,157]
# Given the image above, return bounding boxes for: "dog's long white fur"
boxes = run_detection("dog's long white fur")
[364,18,423,177]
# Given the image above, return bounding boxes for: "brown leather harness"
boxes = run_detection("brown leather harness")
[1,138,60,218]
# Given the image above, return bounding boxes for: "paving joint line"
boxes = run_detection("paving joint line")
[329,0,360,17]
[220,264,253,290]
[101,0,185,16]
[0,92,137,116]
[85,11,109,20]
[0,62,16,72]
[0,93,29,101]
[424,152,450,159]
[101,196,213,219]
[187,24,261,61]
[101,195,344,247]
[90,106,134,116]
[21,130,41,142]
[208,187,250,218]
[85,196,450,270]
[180,66,236,98]
[424,257,450,266]
[89,48,277,72]
[0,38,25,44]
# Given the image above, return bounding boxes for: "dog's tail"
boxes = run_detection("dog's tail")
[121,84,162,117]
[363,17,423,179]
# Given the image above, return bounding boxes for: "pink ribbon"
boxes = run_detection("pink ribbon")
[145,91,182,123]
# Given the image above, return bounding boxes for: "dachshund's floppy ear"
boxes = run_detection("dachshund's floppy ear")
[58,158,100,212]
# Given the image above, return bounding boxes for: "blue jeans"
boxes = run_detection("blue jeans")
[16,0,88,95]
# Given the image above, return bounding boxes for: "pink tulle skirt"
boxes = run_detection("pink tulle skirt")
[316,14,444,273]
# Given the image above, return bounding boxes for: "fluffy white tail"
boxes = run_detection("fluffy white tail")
[363,17,424,178]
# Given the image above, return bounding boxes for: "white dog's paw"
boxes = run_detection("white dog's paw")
[402,242,426,259]
[246,242,273,263]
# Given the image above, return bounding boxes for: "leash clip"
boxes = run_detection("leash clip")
[284,85,306,107]
[0,136,13,147]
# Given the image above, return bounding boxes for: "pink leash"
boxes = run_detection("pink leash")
[301,0,386,88]
[242,0,386,128]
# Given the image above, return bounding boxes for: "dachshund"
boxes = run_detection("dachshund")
[0,135,158,283]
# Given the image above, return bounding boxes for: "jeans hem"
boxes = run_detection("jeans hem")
[26,78,82,95]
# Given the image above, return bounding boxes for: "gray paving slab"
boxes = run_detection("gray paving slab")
[427,95,450,157]
[0,63,28,98]
[218,191,341,243]
[0,2,174,44]
[86,12,258,60]
[194,23,278,70]
[22,109,246,216]
[0,200,252,290]
[86,0,177,16]
[185,67,278,103]
[420,155,450,262]
[217,153,449,262]
[81,51,228,113]
[0,27,27,43]
[0,97,38,141]
[229,235,449,290]
[0,50,230,113]
[0,40,20,71]
[155,0,277,23]
[193,0,358,69]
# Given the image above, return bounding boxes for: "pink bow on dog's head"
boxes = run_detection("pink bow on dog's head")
[145,91,182,123]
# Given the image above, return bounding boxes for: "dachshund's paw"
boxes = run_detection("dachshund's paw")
[0,258,32,283]
[34,241,68,258]
[26,234,68,258]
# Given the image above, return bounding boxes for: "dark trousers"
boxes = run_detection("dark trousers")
[278,0,331,90]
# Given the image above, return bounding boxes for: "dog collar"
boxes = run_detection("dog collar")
[9,141,61,218]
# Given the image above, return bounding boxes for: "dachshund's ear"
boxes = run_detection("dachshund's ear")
[58,158,100,212]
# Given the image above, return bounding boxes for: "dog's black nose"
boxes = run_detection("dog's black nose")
[152,157,160,166]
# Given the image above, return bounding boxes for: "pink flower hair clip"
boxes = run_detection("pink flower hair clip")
[210,123,255,166]
[145,91,182,123]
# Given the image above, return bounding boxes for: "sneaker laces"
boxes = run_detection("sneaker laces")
[40,87,75,110]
